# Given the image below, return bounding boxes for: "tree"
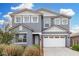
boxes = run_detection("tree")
[0,29,14,44]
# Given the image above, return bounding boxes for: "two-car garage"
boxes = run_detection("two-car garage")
[43,35,66,47]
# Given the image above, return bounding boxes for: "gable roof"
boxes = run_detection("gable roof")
[10,8,71,19]
[10,8,42,16]
[37,8,71,19]
[43,25,70,33]
[9,24,34,31]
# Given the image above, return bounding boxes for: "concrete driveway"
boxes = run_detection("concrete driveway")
[44,47,79,56]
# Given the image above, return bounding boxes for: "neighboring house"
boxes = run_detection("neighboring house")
[6,8,71,47]
[70,33,79,46]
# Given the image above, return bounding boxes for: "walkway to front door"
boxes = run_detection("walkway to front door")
[44,47,79,56]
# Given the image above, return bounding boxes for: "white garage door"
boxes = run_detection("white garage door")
[43,35,65,47]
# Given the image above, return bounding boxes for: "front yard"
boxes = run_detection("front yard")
[0,44,41,56]
[0,29,42,56]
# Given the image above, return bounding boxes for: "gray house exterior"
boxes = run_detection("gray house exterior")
[6,8,71,47]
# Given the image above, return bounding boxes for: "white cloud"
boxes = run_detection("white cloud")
[0,20,4,25]
[3,12,13,19]
[60,9,75,16]
[4,3,34,19]
[3,12,13,26]
[11,3,34,10]
[3,14,10,18]
[71,25,79,33]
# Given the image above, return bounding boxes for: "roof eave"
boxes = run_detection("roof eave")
[37,8,72,19]
[10,8,42,16]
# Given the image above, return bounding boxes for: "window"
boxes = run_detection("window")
[54,18,61,25]
[55,36,59,38]
[16,34,27,42]
[62,18,68,25]
[60,36,64,38]
[23,34,27,42]
[44,35,48,38]
[44,18,51,28]
[15,16,22,23]
[49,35,53,38]
[23,16,30,23]
[45,24,49,27]
[31,16,39,23]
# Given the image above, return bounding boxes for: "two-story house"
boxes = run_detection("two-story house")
[6,8,71,47]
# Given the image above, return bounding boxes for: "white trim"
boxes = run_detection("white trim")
[13,42,27,45]
[42,34,68,35]
[17,32,27,33]
[43,35,65,39]
[31,16,39,23]
[32,32,41,34]
[23,15,30,23]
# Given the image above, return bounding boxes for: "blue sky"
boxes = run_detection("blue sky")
[0,3,79,32]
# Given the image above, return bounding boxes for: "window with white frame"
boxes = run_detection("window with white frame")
[54,18,61,25]
[16,34,27,42]
[62,18,68,25]
[23,16,30,23]
[15,16,22,23]
[44,18,51,28]
[31,16,39,23]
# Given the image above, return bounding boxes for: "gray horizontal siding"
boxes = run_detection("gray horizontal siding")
[12,15,42,32]
[43,17,69,31]
[11,26,33,46]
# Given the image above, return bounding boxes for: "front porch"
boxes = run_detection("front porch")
[33,34,40,45]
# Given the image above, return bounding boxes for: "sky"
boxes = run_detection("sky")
[0,3,79,33]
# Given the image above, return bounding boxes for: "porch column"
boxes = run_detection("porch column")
[66,35,70,47]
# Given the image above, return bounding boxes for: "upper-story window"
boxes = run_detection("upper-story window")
[15,16,22,23]
[31,16,39,23]
[54,18,61,25]
[23,16,30,23]
[62,18,68,25]
[14,15,39,23]
[44,18,51,28]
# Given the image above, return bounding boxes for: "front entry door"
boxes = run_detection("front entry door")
[33,35,39,45]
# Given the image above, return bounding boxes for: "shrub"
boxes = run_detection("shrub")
[32,45,40,48]
[32,45,42,55]
[72,45,79,51]
[23,46,40,56]
[0,44,7,56]
[3,44,24,56]
[0,31,14,44]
